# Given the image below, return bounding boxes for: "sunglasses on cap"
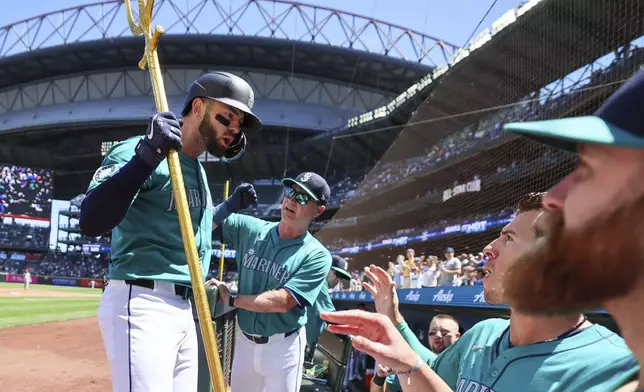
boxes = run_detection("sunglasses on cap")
[284,187,318,206]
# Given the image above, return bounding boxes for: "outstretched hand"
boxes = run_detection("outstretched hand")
[362,265,404,325]
[320,310,418,373]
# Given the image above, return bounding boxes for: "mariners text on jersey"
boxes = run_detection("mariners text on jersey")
[222,213,332,336]
[241,248,291,284]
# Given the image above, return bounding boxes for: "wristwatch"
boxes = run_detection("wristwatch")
[228,292,238,308]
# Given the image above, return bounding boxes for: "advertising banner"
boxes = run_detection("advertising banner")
[331,287,607,314]
[5,274,39,284]
[80,278,103,288]
[332,286,505,309]
[51,277,80,287]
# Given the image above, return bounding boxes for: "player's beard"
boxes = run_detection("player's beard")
[198,114,227,158]
[503,198,644,315]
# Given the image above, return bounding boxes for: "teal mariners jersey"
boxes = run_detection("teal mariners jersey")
[305,281,335,344]
[87,137,213,284]
[431,318,639,392]
[222,213,332,336]
[384,320,437,392]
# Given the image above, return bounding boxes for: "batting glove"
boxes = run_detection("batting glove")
[136,111,183,169]
[226,183,257,212]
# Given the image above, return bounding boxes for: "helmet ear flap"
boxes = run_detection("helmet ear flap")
[222,132,246,162]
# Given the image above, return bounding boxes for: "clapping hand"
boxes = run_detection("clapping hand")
[362,265,404,325]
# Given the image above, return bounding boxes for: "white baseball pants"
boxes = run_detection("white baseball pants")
[231,326,306,392]
[97,280,198,392]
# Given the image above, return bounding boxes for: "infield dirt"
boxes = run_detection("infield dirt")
[0,317,110,392]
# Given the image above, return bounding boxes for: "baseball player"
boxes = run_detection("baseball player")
[23,269,30,290]
[323,191,638,392]
[206,171,333,392]
[304,254,352,362]
[501,69,644,391]
[79,71,262,392]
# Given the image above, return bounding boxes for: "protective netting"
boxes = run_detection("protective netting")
[214,310,237,386]
[316,0,644,274]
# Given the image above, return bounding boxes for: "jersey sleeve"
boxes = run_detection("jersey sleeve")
[87,137,152,194]
[396,321,436,365]
[221,213,264,247]
[283,248,332,308]
[430,332,466,389]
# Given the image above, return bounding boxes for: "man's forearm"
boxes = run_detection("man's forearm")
[234,289,296,313]
[396,321,434,362]
[400,363,452,392]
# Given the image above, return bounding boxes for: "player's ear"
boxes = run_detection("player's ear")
[315,204,326,217]
[191,98,206,120]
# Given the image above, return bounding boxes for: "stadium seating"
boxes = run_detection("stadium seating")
[0,220,49,251]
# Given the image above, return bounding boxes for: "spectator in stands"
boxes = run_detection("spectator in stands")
[397,254,410,289]
[409,265,420,289]
[420,256,440,288]
[349,270,362,291]
[391,260,402,288]
[473,267,485,285]
[438,247,461,287]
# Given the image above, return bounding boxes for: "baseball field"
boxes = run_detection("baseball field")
[0,282,111,391]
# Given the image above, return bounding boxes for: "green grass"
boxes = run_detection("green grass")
[0,282,100,294]
[0,283,100,329]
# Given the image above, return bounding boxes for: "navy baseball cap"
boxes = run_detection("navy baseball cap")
[282,172,331,205]
[445,247,455,253]
[331,255,351,280]
[504,69,644,152]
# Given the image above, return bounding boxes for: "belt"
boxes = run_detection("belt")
[125,279,192,299]
[242,329,299,345]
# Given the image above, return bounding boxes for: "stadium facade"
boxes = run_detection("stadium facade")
[1,0,644,277]
[0,0,458,267]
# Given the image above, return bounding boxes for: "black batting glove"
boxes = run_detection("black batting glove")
[225,183,258,213]
[135,111,183,169]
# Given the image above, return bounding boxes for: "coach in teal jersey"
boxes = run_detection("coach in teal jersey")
[80,72,262,392]
[323,192,639,392]
[208,171,333,392]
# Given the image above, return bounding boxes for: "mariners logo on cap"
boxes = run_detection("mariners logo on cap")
[300,172,313,182]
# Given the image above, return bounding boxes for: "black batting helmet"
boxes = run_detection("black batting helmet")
[182,72,262,132]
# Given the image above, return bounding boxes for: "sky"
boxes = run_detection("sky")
[1,0,526,51]
[0,0,527,249]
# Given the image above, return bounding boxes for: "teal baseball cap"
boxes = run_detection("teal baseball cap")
[503,69,644,152]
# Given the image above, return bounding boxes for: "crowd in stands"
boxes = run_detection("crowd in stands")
[0,220,49,250]
[323,208,513,252]
[0,165,53,217]
[340,246,487,292]
[36,252,108,278]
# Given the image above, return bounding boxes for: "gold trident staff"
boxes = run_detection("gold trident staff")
[218,180,230,281]
[124,1,227,391]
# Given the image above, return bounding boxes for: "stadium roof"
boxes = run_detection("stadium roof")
[0,0,459,93]
[0,0,460,199]
[297,0,644,165]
